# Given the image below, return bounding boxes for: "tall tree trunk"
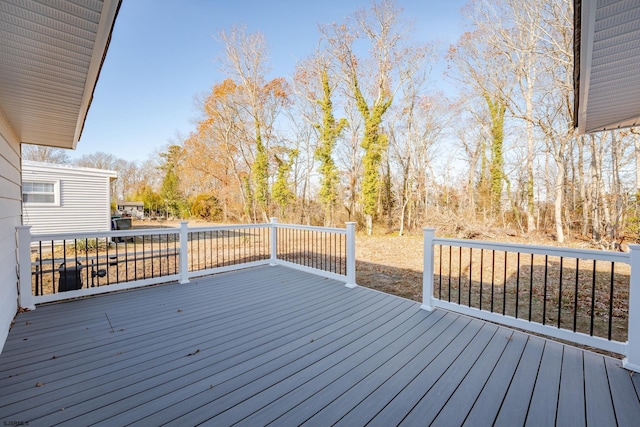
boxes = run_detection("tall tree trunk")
[610,131,623,246]
[578,136,589,236]
[525,92,536,232]
[554,160,565,243]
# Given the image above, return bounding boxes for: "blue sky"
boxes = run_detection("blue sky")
[74,0,468,163]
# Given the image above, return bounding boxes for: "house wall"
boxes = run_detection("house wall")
[0,128,21,353]
[22,162,116,235]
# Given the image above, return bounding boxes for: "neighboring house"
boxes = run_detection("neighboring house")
[0,0,121,352]
[22,161,117,235]
[117,200,145,219]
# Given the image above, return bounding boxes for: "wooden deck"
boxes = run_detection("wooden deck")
[1,265,639,426]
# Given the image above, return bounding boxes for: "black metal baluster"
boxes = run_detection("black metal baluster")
[142,235,146,280]
[61,240,66,294]
[608,262,615,341]
[503,251,507,316]
[105,237,110,285]
[341,233,345,275]
[448,246,452,302]
[558,257,564,328]
[156,234,161,277]
[125,236,129,282]
[151,234,155,278]
[439,245,443,300]
[38,241,43,296]
[479,248,484,310]
[458,247,462,305]
[515,252,521,319]
[468,247,473,307]
[529,253,534,322]
[84,238,89,288]
[490,250,495,312]
[573,259,579,332]
[543,255,548,325]
[228,229,232,265]
[134,235,138,280]
[51,240,55,294]
[590,260,596,336]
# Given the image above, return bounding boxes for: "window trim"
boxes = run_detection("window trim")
[22,180,60,206]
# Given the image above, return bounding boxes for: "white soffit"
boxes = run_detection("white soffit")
[0,0,120,149]
[577,0,640,134]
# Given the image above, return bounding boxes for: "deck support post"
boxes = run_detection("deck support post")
[179,221,190,284]
[17,225,35,310]
[345,222,357,288]
[624,244,640,372]
[270,218,278,266]
[421,228,436,311]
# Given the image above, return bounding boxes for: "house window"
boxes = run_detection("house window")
[22,181,59,205]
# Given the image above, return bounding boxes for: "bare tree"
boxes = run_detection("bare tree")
[217,26,289,221]
[323,0,430,234]
[22,144,70,164]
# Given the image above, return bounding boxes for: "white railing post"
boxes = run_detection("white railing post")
[624,244,640,372]
[17,225,35,310]
[421,228,436,311]
[270,217,278,266]
[179,221,190,284]
[345,222,357,288]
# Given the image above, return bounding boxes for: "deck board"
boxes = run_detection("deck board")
[1,264,640,426]
[461,331,529,426]
[326,313,471,426]
[584,350,617,426]
[365,319,488,426]
[429,327,513,426]
[605,357,640,426]
[231,310,449,426]
[556,345,585,426]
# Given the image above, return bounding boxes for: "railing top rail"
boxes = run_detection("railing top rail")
[433,237,630,263]
[188,223,270,233]
[31,227,180,242]
[274,223,347,234]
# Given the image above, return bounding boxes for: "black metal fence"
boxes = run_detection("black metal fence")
[31,233,180,295]
[187,226,270,273]
[275,225,347,276]
[432,241,630,343]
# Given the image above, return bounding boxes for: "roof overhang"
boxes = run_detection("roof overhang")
[574,0,640,134]
[0,0,121,149]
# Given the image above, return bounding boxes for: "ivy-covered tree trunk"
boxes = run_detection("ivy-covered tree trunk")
[272,150,297,218]
[315,69,347,227]
[253,125,270,222]
[355,78,392,235]
[485,93,506,215]
[159,145,185,219]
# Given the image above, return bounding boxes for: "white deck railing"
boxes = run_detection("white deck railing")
[19,220,638,371]
[422,228,640,372]
[16,219,356,309]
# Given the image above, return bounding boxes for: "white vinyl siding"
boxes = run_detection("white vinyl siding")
[22,162,116,235]
[0,131,21,353]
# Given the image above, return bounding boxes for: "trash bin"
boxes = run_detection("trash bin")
[58,262,83,292]
[112,217,133,242]
[113,217,132,230]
